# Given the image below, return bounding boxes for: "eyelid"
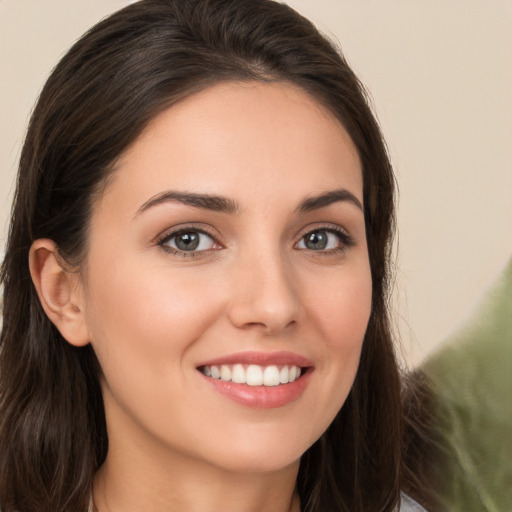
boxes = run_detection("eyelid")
[296,222,351,239]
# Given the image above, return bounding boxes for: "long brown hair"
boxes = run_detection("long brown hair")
[0,1,400,510]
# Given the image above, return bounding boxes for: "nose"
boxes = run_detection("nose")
[227,248,304,335]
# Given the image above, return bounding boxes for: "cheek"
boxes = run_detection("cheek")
[83,254,222,382]
[300,260,372,425]
[83,256,230,450]
[306,261,372,351]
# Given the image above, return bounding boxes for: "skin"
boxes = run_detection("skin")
[30,81,372,512]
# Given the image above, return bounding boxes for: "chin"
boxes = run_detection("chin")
[210,450,302,475]
[197,427,315,475]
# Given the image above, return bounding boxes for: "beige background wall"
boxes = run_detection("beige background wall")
[1,0,511,366]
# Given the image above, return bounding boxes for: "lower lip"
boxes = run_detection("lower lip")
[200,369,312,409]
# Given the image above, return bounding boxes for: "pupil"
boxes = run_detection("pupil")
[306,231,327,250]
[176,232,200,251]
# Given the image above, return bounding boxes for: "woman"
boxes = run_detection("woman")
[0,1,427,511]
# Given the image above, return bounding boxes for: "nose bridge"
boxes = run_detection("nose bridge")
[227,240,302,333]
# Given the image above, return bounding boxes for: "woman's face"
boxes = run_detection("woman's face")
[81,81,372,473]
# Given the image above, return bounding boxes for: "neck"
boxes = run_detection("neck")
[93,456,300,512]
[92,408,301,512]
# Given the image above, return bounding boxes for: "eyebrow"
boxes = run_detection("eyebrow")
[135,187,362,217]
[297,189,363,212]
[136,191,240,217]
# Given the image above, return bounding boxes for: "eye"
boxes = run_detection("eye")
[159,229,218,255]
[296,228,352,252]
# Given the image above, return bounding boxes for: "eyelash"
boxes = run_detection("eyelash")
[156,224,354,258]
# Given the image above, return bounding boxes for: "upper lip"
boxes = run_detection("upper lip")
[196,351,313,368]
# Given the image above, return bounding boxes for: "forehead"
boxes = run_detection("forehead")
[98,81,362,214]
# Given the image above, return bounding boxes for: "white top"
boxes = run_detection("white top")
[400,493,428,512]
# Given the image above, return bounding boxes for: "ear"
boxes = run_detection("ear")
[29,239,90,347]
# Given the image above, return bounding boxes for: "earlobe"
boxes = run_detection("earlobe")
[29,239,90,347]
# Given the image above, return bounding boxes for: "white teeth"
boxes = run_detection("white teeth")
[231,364,246,384]
[246,365,263,386]
[220,365,231,381]
[210,365,221,379]
[201,364,302,386]
[263,365,280,386]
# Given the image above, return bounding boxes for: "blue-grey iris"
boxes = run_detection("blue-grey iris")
[175,232,200,251]
[304,231,328,250]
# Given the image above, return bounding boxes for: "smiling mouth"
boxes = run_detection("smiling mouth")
[198,364,305,387]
